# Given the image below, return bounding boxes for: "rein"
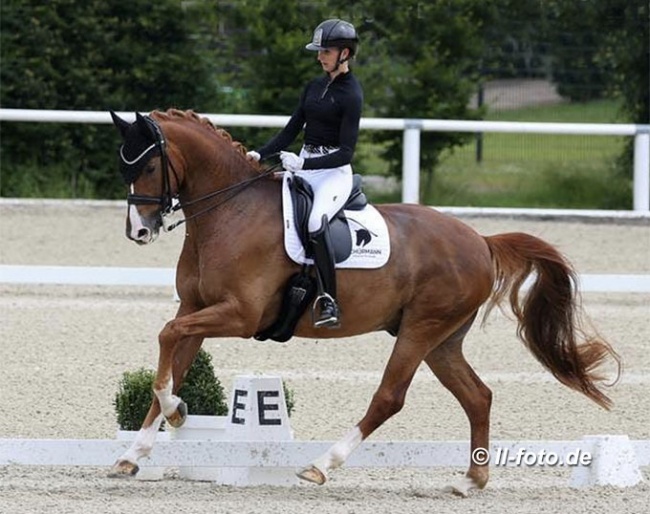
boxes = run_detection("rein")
[126,115,279,232]
[162,165,278,232]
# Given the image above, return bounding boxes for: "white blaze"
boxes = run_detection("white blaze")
[128,184,149,241]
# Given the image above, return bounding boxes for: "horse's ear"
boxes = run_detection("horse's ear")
[135,112,156,139]
[110,110,131,138]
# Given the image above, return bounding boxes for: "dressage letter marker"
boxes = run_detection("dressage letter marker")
[220,375,297,486]
[225,376,291,439]
[257,390,282,426]
[231,389,248,425]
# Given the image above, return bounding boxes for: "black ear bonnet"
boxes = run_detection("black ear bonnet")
[116,113,162,184]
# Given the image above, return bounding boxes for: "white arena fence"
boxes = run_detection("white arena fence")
[1,108,649,212]
[0,199,648,292]
[1,264,649,294]
[0,375,647,488]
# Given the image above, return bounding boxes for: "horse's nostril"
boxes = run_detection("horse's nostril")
[137,228,150,239]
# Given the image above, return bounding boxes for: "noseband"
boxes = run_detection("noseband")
[123,115,276,232]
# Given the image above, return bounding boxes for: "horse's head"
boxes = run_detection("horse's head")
[110,111,178,245]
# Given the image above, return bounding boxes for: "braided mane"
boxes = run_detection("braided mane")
[150,108,251,157]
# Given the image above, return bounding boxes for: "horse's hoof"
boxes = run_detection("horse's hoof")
[108,459,139,478]
[443,476,479,497]
[296,464,327,485]
[166,401,188,428]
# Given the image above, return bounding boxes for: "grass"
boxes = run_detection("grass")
[359,99,632,209]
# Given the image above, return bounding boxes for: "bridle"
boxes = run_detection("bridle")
[123,116,178,215]
[123,116,276,232]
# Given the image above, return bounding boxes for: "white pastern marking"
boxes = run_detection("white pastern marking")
[119,413,165,464]
[311,426,363,473]
[154,376,180,418]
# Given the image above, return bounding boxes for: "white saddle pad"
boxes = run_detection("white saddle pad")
[282,174,390,269]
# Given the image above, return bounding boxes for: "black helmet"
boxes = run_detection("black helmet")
[305,19,358,57]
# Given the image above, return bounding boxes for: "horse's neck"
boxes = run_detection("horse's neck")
[179,144,277,234]
[178,133,258,204]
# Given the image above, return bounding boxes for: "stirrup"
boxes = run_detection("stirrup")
[312,293,340,328]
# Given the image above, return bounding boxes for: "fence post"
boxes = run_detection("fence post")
[402,121,422,204]
[633,130,650,211]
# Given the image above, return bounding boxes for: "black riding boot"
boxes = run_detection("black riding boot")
[309,218,340,328]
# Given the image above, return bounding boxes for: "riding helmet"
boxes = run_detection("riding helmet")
[305,19,358,57]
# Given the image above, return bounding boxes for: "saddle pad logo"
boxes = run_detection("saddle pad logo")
[356,229,372,247]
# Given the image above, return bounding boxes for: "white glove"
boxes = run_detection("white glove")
[246,150,261,162]
[280,151,304,171]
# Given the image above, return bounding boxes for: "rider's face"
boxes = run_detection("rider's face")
[317,47,348,73]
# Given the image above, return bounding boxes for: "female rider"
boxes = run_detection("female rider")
[248,19,363,328]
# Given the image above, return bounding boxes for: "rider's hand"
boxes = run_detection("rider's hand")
[246,150,261,162]
[280,151,304,171]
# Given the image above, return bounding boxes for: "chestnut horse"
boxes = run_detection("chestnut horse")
[108,109,619,495]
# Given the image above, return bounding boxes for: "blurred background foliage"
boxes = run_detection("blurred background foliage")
[0,0,647,208]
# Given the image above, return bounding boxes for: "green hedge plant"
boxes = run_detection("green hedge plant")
[114,348,228,431]
[177,348,228,416]
[114,367,157,431]
[114,348,295,431]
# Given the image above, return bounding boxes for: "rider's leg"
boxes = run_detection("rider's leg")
[309,217,339,327]
[300,165,352,328]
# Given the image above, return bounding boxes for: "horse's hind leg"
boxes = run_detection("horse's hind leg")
[424,320,492,496]
[297,329,433,485]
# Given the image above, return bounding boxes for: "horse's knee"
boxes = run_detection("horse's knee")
[158,320,178,348]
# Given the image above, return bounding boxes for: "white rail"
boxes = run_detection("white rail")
[1,265,648,293]
[1,437,647,468]
[1,109,648,211]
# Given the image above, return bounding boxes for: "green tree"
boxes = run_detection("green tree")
[546,0,649,173]
[209,0,329,151]
[598,0,649,177]
[0,0,221,198]
[546,0,612,102]
[479,0,551,79]
[329,0,489,196]
[597,0,649,124]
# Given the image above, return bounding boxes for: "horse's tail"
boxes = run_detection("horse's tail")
[483,232,621,410]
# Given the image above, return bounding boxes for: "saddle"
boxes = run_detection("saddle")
[290,174,368,263]
[254,175,368,343]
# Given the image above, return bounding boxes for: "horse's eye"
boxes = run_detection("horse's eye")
[145,164,155,174]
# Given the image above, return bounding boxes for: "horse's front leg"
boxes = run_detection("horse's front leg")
[109,299,256,478]
[108,298,210,478]
[108,329,203,478]
[153,328,204,428]
[153,298,256,428]
[108,411,165,477]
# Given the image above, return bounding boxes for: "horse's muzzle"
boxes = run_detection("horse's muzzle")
[126,205,160,244]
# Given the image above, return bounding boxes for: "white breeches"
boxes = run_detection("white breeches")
[297,147,353,233]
